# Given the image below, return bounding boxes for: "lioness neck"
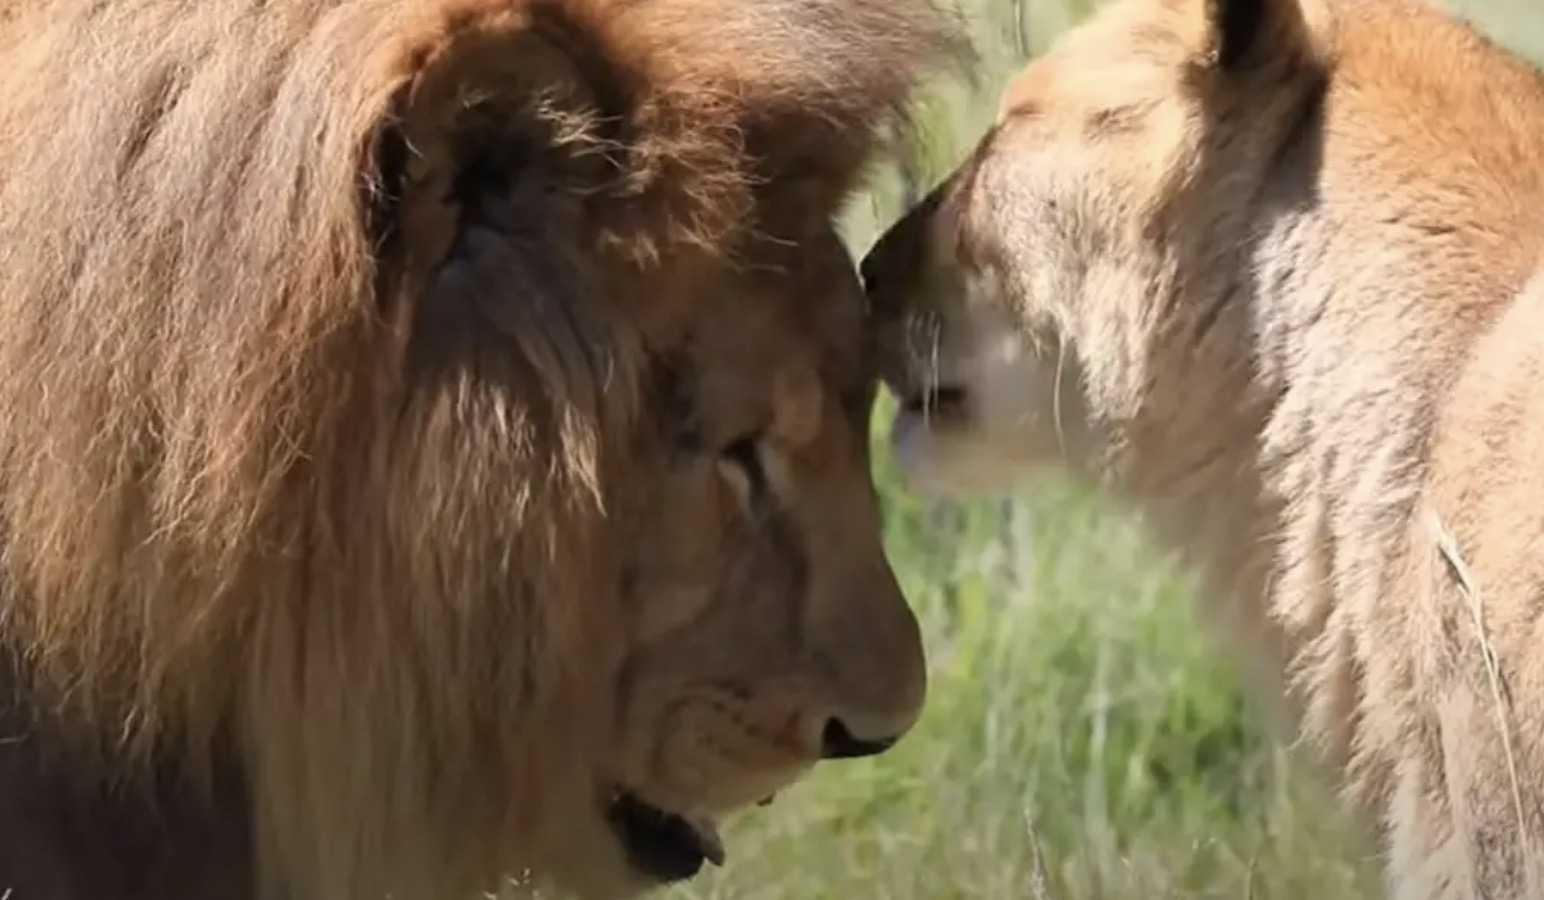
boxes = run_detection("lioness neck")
[1173,0,1544,755]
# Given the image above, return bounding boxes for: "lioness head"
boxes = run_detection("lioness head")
[0,1,963,898]
[863,0,1325,499]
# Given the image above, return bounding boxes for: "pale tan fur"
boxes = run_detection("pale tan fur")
[863,0,1544,897]
[0,1,965,899]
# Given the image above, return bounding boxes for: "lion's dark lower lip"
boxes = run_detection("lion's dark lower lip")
[607,791,724,883]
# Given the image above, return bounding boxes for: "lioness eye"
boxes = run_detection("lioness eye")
[717,433,767,509]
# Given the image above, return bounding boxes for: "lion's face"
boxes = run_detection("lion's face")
[401,143,926,899]
[575,227,925,895]
[863,0,1310,498]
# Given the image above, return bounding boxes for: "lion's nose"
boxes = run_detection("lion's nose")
[859,251,885,296]
[820,717,901,760]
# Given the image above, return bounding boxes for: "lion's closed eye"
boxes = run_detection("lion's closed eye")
[717,433,767,512]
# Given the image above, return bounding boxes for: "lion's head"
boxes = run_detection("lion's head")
[863,0,1328,500]
[0,1,964,898]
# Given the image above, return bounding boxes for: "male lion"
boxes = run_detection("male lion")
[864,0,1544,897]
[0,1,963,899]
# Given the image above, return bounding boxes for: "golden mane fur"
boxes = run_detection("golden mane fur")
[0,1,963,898]
[864,0,1544,897]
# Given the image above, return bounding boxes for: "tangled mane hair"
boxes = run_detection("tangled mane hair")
[0,0,965,896]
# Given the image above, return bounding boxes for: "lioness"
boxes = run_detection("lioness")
[863,0,1544,897]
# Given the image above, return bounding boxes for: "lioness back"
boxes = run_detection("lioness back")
[864,0,1544,897]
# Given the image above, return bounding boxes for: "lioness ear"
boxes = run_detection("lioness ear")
[1210,0,1262,68]
[1197,0,1311,71]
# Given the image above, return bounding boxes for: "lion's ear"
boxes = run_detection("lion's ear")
[368,7,615,282]
[1196,0,1312,71]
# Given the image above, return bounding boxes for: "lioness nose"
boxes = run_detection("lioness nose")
[859,181,946,304]
[820,717,901,759]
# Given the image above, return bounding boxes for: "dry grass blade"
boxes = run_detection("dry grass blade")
[1025,809,1057,900]
[1012,0,1031,57]
[1429,509,1531,864]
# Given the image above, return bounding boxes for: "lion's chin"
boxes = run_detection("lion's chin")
[606,790,726,884]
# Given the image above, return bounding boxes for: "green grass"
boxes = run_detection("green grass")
[657,1,1544,898]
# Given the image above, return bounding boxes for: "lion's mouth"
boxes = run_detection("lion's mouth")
[607,790,726,883]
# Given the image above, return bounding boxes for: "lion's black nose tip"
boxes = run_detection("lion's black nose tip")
[859,253,882,295]
[820,717,899,759]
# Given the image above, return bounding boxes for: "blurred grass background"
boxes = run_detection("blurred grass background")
[660,2,1544,898]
